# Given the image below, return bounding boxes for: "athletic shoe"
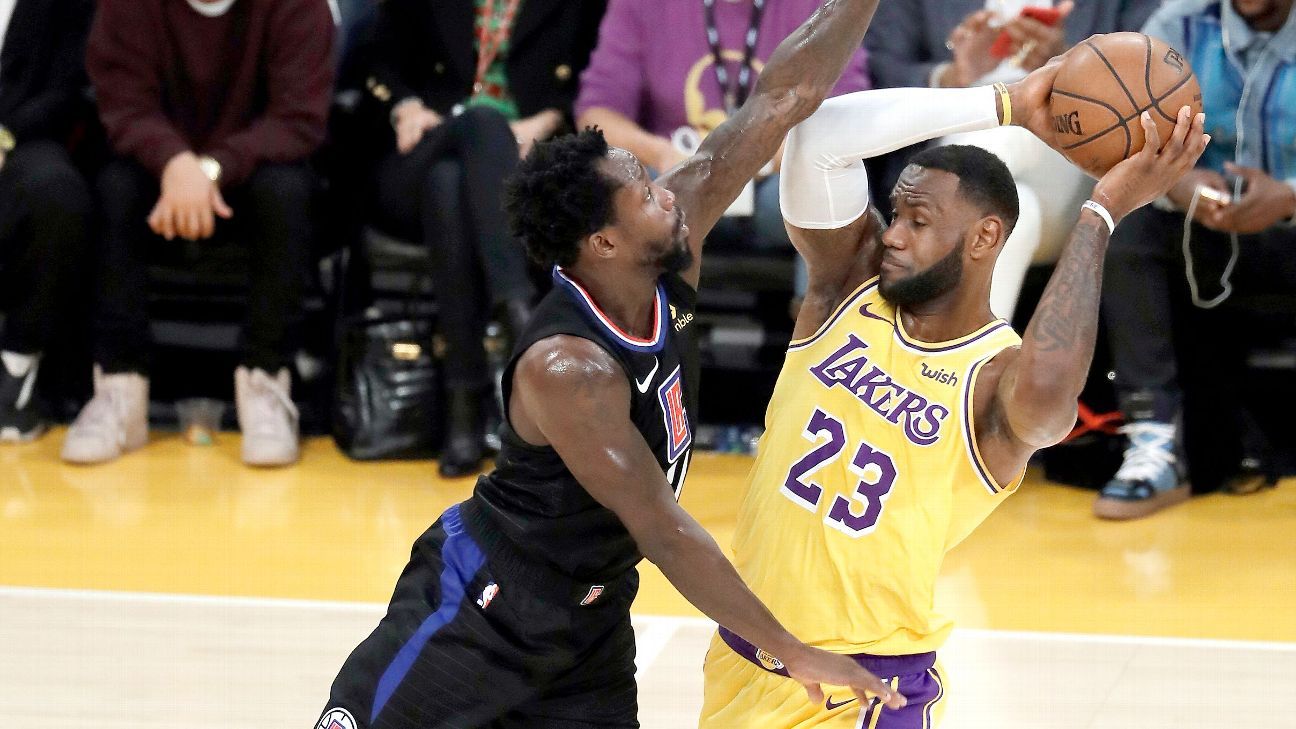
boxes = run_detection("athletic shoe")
[1093,420,1190,520]
[236,366,299,467]
[0,354,46,442]
[61,366,149,463]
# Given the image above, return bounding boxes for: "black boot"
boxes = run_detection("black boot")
[439,385,485,478]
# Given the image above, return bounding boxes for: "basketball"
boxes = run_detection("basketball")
[1049,32,1202,177]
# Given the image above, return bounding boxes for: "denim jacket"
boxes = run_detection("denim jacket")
[1143,0,1296,203]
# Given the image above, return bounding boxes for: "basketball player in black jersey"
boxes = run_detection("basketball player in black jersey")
[317,0,914,727]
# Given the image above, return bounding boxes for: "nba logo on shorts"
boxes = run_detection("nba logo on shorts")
[316,708,357,729]
[657,366,691,462]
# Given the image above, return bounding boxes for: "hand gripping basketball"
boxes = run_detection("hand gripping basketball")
[1048,32,1203,177]
[1091,107,1210,225]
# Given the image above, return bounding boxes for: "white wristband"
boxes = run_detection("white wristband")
[1082,200,1116,235]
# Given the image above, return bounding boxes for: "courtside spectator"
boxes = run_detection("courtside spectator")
[69,0,335,467]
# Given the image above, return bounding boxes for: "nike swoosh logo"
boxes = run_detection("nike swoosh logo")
[858,302,889,323]
[634,357,659,394]
[825,695,858,711]
[15,359,39,411]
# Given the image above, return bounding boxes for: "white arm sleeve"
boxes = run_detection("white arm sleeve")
[780,85,1001,230]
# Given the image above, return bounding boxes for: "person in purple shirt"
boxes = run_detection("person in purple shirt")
[576,0,870,297]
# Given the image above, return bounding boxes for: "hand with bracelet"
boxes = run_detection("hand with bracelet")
[992,54,1208,230]
[149,150,232,241]
[1087,108,1210,233]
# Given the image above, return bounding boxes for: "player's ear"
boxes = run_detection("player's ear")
[587,229,617,260]
[967,216,1003,261]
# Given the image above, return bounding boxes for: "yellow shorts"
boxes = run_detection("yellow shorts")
[700,631,948,728]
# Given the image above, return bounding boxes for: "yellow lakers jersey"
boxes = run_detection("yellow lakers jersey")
[731,277,1024,655]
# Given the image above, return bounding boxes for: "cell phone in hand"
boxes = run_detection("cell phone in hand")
[989,6,1065,59]
[1197,186,1231,206]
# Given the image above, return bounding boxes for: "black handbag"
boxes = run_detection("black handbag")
[332,254,443,460]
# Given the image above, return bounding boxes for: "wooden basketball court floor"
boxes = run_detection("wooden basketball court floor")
[2,430,1294,728]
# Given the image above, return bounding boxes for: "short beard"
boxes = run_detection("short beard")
[651,211,693,273]
[879,240,964,308]
[657,239,693,273]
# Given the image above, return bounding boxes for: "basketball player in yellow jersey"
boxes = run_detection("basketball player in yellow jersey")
[700,58,1210,727]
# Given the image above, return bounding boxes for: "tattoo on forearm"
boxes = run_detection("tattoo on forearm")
[1027,218,1107,355]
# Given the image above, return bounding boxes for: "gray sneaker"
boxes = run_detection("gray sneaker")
[61,366,149,464]
[236,366,299,467]
[1094,420,1190,520]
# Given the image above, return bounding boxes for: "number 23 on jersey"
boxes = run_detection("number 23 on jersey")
[780,407,897,537]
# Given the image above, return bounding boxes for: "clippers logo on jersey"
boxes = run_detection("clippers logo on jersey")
[809,333,949,446]
[657,365,692,462]
[316,708,357,729]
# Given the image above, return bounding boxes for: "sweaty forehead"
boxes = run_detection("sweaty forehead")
[603,147,643,187]
[891,165,961,208]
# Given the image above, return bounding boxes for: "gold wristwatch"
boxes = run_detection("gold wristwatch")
[0,125,16,154]
[197,154,222,184]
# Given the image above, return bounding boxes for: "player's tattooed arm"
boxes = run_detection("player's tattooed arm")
[660,0,883,289]
[986,108,1208,464]
[511,335,906,711]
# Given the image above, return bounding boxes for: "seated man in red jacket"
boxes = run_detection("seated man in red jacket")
[67,0,335,467]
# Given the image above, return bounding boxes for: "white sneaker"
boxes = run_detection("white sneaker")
[236,366,299,467]
[61,366,149,464]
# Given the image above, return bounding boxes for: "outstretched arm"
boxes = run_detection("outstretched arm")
[989,109,1208,465]
[779,61,1069,340]
[780,84,1020,339]
[659,0,884,288]
[511,336,906,709]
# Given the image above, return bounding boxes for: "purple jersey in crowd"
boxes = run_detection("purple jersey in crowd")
[576,0,870,140]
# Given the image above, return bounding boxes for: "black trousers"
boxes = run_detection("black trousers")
[374,106,535,389]
[93,157,315,374]
[1102,205,1296,418]
[322,502,639,729]
[0,140,92,354]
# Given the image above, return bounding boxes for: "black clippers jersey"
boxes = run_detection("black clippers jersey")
[470,266,700,582]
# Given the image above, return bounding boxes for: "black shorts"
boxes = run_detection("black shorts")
[318,502,641,729]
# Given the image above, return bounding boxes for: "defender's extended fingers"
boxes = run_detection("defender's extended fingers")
[852,680,907,710]
[801,681,825,705]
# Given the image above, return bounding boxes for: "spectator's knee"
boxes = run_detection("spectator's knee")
[96,158,147,201]
[421,158,461,199]
[454,104,510,131]
[247,163,314,205]
[11,143,92,217]
[449,105,515,149]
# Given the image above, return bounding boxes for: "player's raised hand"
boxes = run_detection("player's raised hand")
[1006,47,1070,149]
[782,645,907,710]
[1092,106,1209,224]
